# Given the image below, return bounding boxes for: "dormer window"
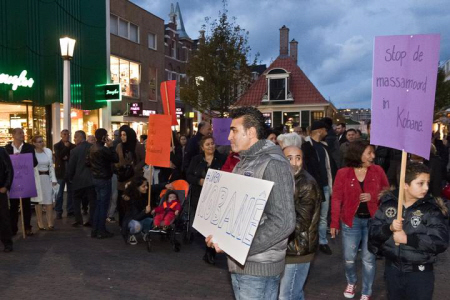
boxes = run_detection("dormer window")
[264,68,293,101]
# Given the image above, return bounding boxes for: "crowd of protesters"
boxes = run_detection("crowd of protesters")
[0,107,449,300]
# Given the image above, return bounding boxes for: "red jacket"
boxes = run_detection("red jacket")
[331,165,389,229]
[154,199,181,214]
[221,152,240,173]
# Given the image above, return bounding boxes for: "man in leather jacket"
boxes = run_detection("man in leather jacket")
[279,146,322,300]
[0,147,14,252]
[88,129,119,239]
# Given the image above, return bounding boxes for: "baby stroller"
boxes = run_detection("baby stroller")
[146,179,189,252]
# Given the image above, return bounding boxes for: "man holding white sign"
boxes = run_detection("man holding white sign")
[205,107,295,299]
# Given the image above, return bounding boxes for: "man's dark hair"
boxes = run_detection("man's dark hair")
[61,129,69,134]
[198,121,207,132]
[75,130,86,140]
[95,128,108,144]
[229,107,266,140]
[345,140,372,168]
[346,128,357,134]
[356,129,362,136]
[140,134,147,140]
[321,117,333,130]
[338,122,346,128]
[404,162,430,185]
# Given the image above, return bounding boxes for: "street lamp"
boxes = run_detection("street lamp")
[59,37,76,134]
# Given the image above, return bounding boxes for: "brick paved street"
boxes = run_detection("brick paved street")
[0,214,448,300]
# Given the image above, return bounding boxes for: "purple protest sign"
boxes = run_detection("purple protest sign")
[371,34,440,160]
[9,153,37,198]
[212,118,232,145]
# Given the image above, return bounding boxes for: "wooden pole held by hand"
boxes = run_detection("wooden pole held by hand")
[147,165,153,207]
[20,197,26,239]
[395,150,408,246]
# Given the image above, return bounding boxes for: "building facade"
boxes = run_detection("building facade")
[338,108,372,123]
[234,26,336,131]
[109,0,166,137]
[0,0,108,147]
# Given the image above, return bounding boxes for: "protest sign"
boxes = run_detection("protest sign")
[212,118,232,145]
[161,80,178,126]
[193,169,274,265]
[145,114,172,168]
[9,153,37,198]
[371,34,440,159]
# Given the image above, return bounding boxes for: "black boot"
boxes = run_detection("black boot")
[203,246,216,265]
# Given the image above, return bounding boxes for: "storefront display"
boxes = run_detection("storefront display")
[60,108,99,137]
[110,55,141,98]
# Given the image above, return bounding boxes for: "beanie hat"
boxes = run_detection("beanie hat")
[310,121,327,131]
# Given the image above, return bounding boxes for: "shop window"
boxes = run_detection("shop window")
[148,33,157,50]
[283,112,300,132]
[311,111,324,123]
[149,67,157,101]
[110,55,140,98]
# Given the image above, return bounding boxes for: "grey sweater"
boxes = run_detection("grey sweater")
[227,139,296,276]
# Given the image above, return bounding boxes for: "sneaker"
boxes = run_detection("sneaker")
[344,283,357,299]
[360,295,370,300]
[106,217,116,223]
[128,234,138,245]
[319,244,332,255]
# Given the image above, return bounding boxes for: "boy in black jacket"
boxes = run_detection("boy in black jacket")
[369,162,449,300]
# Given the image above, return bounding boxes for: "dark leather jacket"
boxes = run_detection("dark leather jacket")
[286,169,322,257]
[369,190,449,272]
[88,142,119,179]
[0,147,14,190]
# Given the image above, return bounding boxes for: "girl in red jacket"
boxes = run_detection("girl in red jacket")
[152,191,181,230]
[331,140,389,300]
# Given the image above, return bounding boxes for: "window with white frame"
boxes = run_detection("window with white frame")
[148,33,157,50]
[264,69,292,101]
[110,14,139,44]
[110,55,141,98]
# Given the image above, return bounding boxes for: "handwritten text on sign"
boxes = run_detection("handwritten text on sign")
[9,153,37,198]
[193,169,274,265]
[371,34,440,159]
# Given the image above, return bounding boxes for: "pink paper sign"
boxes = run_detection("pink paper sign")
[9,153,37,198]
[212,118,232,145]
[371,34,440,160]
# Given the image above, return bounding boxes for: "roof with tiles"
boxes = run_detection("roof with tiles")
[235,56,328,106]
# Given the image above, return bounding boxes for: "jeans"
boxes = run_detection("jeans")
[128,218,153,234]
[279,262,310,300]
[384,263,434,300]
[108,174,118,218]
[319,185,330,245]
[341,217,376,296]
[92,178,112,233]
[73,186,96,224]
[231,274,280,300]
[55,179,73,214]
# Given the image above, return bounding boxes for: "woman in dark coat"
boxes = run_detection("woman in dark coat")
[186,136,226,264]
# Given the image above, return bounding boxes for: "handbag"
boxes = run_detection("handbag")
[117,164,134,182]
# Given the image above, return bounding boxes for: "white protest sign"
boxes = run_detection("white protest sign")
[193,169,274,265]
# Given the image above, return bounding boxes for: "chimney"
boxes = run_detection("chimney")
[290,39,298,64]
[279,25,289,56]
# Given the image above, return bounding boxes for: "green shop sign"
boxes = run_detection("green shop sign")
[0,70,34,91]
[96,83,121,102]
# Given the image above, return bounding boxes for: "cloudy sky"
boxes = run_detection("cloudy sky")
[132,0,450,108]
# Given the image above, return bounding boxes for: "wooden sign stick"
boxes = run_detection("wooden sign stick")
[20,197,26,239]
[395,150,408,246]
[164,81,175,153]
[147,165,153,207]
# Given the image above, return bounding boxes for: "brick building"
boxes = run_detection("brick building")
[234,25,336,131]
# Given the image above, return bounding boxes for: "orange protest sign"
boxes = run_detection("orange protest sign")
[161,80,178,126]
[145,114,172,168]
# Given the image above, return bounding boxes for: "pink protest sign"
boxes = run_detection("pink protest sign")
[9,153,37,198]
[212,118,232,145]
[371,34,440,160]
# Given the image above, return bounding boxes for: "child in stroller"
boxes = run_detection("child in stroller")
[152,191,181,231]
[121,176,153,245]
